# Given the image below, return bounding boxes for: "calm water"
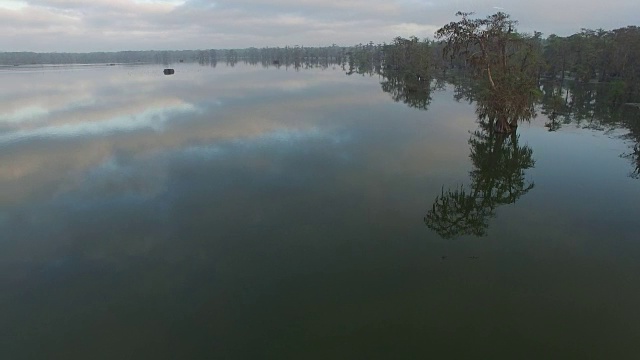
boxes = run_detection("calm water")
[1,63,640,359]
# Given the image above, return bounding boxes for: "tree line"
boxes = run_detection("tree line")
[349,17,639,88]
[3,16,638,97]
[0,46,349,67]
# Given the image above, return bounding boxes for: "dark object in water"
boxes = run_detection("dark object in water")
[179,59,184,63]
[164,69,175,75]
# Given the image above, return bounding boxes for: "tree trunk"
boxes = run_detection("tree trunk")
[495,116,512,133]
[487,65,496,89]
[477,37,496,90]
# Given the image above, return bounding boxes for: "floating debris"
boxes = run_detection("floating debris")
[163,68,175,75]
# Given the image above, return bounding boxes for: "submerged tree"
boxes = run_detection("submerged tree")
[380,37,444,110]
[383,37,433,77]
[435,12,542,133]
[343,36,441,110]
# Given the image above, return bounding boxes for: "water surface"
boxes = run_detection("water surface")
[1,63,640,359]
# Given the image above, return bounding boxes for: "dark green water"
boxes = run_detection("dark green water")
[1,63,639,359]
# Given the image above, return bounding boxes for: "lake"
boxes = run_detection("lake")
[1,62,640,359]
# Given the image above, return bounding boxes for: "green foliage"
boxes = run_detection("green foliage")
[346,42,383,75]
[542,26,640,97]
[436,12,534,87]
[342,37,439,110]
[435,12,541,132]
[383,37,432,75]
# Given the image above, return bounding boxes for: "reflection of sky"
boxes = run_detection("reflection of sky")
[0,63,472,206]
[2,63,640,358]
[2,63,639,257]
[0,104,198,143]
[0,105,49,124]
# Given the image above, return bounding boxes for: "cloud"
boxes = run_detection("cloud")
[0,0,637,51]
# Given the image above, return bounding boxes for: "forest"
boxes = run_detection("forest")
[1,14,638,98]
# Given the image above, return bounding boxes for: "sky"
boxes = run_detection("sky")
[0,0,638,52]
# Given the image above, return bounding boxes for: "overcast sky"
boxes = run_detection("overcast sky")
[1,0,638,52]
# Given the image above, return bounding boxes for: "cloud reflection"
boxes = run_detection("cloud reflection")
[0,103,199,144]
[0,63,475,270]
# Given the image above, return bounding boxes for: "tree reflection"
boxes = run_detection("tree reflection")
[425,103,535,239]
[379,69,438,110]
[621,105,640,179]
[539,80,640,178]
